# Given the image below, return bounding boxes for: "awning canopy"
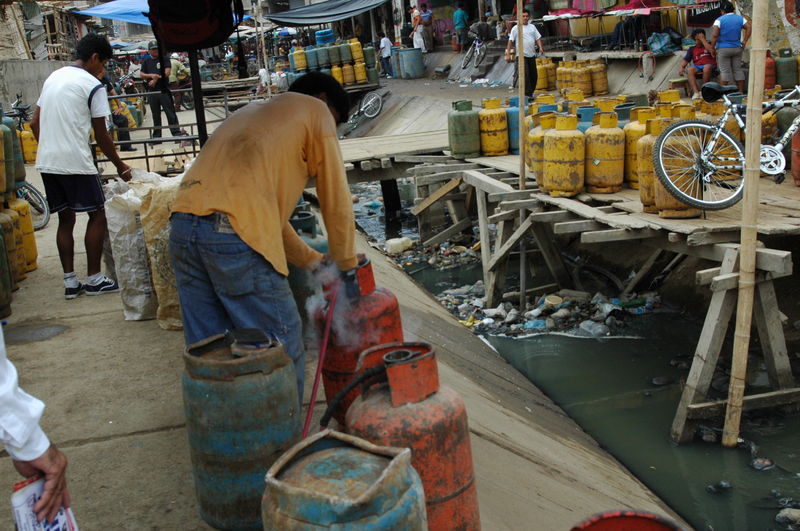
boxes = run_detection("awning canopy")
[73,0,252,27]
[266,0,389,26]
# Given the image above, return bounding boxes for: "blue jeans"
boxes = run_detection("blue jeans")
[380,56,392,76]
[169,212,304,402]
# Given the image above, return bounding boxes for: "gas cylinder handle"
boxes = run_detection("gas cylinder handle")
[383,349,414,365]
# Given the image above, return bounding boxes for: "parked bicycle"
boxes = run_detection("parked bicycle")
[461,32,488,70]
[339,91,384,139]
[3,95,50,230]
[652,82,797,210]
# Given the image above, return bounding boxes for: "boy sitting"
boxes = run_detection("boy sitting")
[679,29,718,98]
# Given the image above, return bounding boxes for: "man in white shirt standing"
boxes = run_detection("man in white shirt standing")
[0,326,70,524]
[506,9,545,98]
[127,55,142,81]
[30,34,130,299]
[378,32,393,78]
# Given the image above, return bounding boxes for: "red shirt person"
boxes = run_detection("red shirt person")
[679,29,717,98]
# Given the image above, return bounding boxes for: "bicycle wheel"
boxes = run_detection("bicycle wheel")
[182,92,195,110]
[360,92,383,119]
[653,119,745,210]
[474,44,487,68]
[17,182,49,231]
[461,43,475,70]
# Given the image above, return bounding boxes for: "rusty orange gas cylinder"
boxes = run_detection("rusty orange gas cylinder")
[766,50,777,90]
[793,129,800,186]
[346,342,480,531]
[316,258,403,425]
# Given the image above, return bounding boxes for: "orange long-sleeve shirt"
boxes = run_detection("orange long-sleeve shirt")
[171,92,357,276]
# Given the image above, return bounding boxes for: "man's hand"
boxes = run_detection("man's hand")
[679,66,685,76]
[117,162,133,182]
[13,445,70,523]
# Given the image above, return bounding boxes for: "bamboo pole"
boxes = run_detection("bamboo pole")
[517,0,527,309]
[721,0,768,447]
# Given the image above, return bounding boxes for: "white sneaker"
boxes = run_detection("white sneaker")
[692,92,701,100]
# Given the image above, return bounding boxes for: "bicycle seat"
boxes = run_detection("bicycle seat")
[14,104,30,111]
[701,82,739,103]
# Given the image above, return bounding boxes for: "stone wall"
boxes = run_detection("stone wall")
[0,60,72,109]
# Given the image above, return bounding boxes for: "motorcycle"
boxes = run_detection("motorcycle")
[174,75,195,111]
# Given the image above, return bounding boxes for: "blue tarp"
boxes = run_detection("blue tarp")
[73,0,252,27]
[266,0,389,26]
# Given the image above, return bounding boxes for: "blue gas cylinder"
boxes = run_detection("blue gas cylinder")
[316,45,330,67]
[262,429,428,530]
[506,101,522,155]
[288,207,328,332]
[0,106,22,191]
[614,102,635,128]
[537,103,559,113]
[183,330,301,530]
[315,29,335,45]
[509,96,530,114]
[305,46,319,70]
[577,106,600,133]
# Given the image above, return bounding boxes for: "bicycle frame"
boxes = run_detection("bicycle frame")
[714,85,800,151]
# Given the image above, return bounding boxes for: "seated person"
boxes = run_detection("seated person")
[469,15,495,44]
[679,29,717,98]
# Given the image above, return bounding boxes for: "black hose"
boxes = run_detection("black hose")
[319,366,387,429]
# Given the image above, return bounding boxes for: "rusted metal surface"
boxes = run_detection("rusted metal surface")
[543,115,585,198]
[182,332,301,530]
[347,342,481,531]
[262,429,427,530]
[585,112,625,194]
[316,258,403,424]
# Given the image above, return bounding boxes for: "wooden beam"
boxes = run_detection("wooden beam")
[360,160,373,171]
[622,249,663,295]
[502,283,559,301]
[422,218,472,247]
[462,170,515,195]
[486,219,515,307]
[380,157,392,169]
[695,267,721,286]
[535,195,654,229]
[415,170,465,186]
[487,215,534,271]
[754,280,795,390]
[408,163,480,176]
[530,222,573,288]
[651,241,793,275]
[686,230,740,246]
[687,388,800,419]
[497,198,541,212]
[488,190,537,202]
[553,219,605,234]
[488,210,519,223]
[410,177,463,216]
[476,190,491,290]
[581,228,661,244]
[393,154,452,163]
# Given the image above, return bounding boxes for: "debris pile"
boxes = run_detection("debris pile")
[389,241,481,272]
[435,282,662,338]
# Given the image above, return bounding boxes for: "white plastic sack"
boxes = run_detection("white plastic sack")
[413,28,426,52]
[104,178,158,321]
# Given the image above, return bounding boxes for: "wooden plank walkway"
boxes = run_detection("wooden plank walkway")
[340,129,448,163]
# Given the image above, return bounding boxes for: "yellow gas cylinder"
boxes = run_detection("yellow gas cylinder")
[637,118,668,214]
[479,98,509,156]
[543,114,585,197]
[573,62,593,96]
[0,211,18,290]
[525,111,556,175]
[556,61,569,92]
[341,63,355,85]
[8,197,35,271]
[331,64,343,85]
[585,112,625,193]
[568,100,590,115]
[535,59,548,92]
[654,131,703,219]
[657,89,681,103]
[624,107,656,189]
[293,47,307,71]
[589,59,609,96]
[563,61,577,93]
[545,59,557,91]
[18,130,37,164]
[675,106,696,120]
[354,61,367,83]
[534,93,556,105]
[523,104,541,132]
[654,102,673,119]
[349,38,364,63]
[594,98,618,113]
[2,207,25,282]
[526,102,540,118]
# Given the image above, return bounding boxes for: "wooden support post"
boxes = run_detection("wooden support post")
[753,280,795,390]
[380,179,402,221]
[486,220,516,307]
[411,177,463,216]
[670,248,740,443]
[476,189,492,294]
[621,249,663,295]
[529,222,572,288]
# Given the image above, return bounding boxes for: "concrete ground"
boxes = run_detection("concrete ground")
[0,92,687,529]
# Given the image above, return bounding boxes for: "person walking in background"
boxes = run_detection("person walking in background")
[168,73,357,404]
[679,29,717,99]
[711,0,751,93]
[453,2,470,53]
[100,74,137,151]
[1,326,71,524]
[378,32,393,77]
[30,34,128,299]
[410,5,426,53]
[506,9,545,98]
[168,53,190,111]
[140,41,184,142]
[420,3,435,53]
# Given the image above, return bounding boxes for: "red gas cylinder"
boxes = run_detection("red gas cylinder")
[765,50,777,90]
[451,34,460,52]
[316,257,403,425]
[346,342,480,531]
[571,509,682,530]
[792,129,800,186]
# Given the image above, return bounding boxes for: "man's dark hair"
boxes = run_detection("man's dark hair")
[457,2,464,8]
[691,28,706,39]
[75,34,113,62]
[378,31,386,38]
[420,3,427,9]
[720,1,734,12]
[289,72,350,124]
[523,8,531,15]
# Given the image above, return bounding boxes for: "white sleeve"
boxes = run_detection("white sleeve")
[0,327,51,461]
[90,86,112,119]
[509,25,517,42]
[713,19,721,27]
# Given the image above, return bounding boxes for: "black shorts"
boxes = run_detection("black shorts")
[41,173,105,214]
